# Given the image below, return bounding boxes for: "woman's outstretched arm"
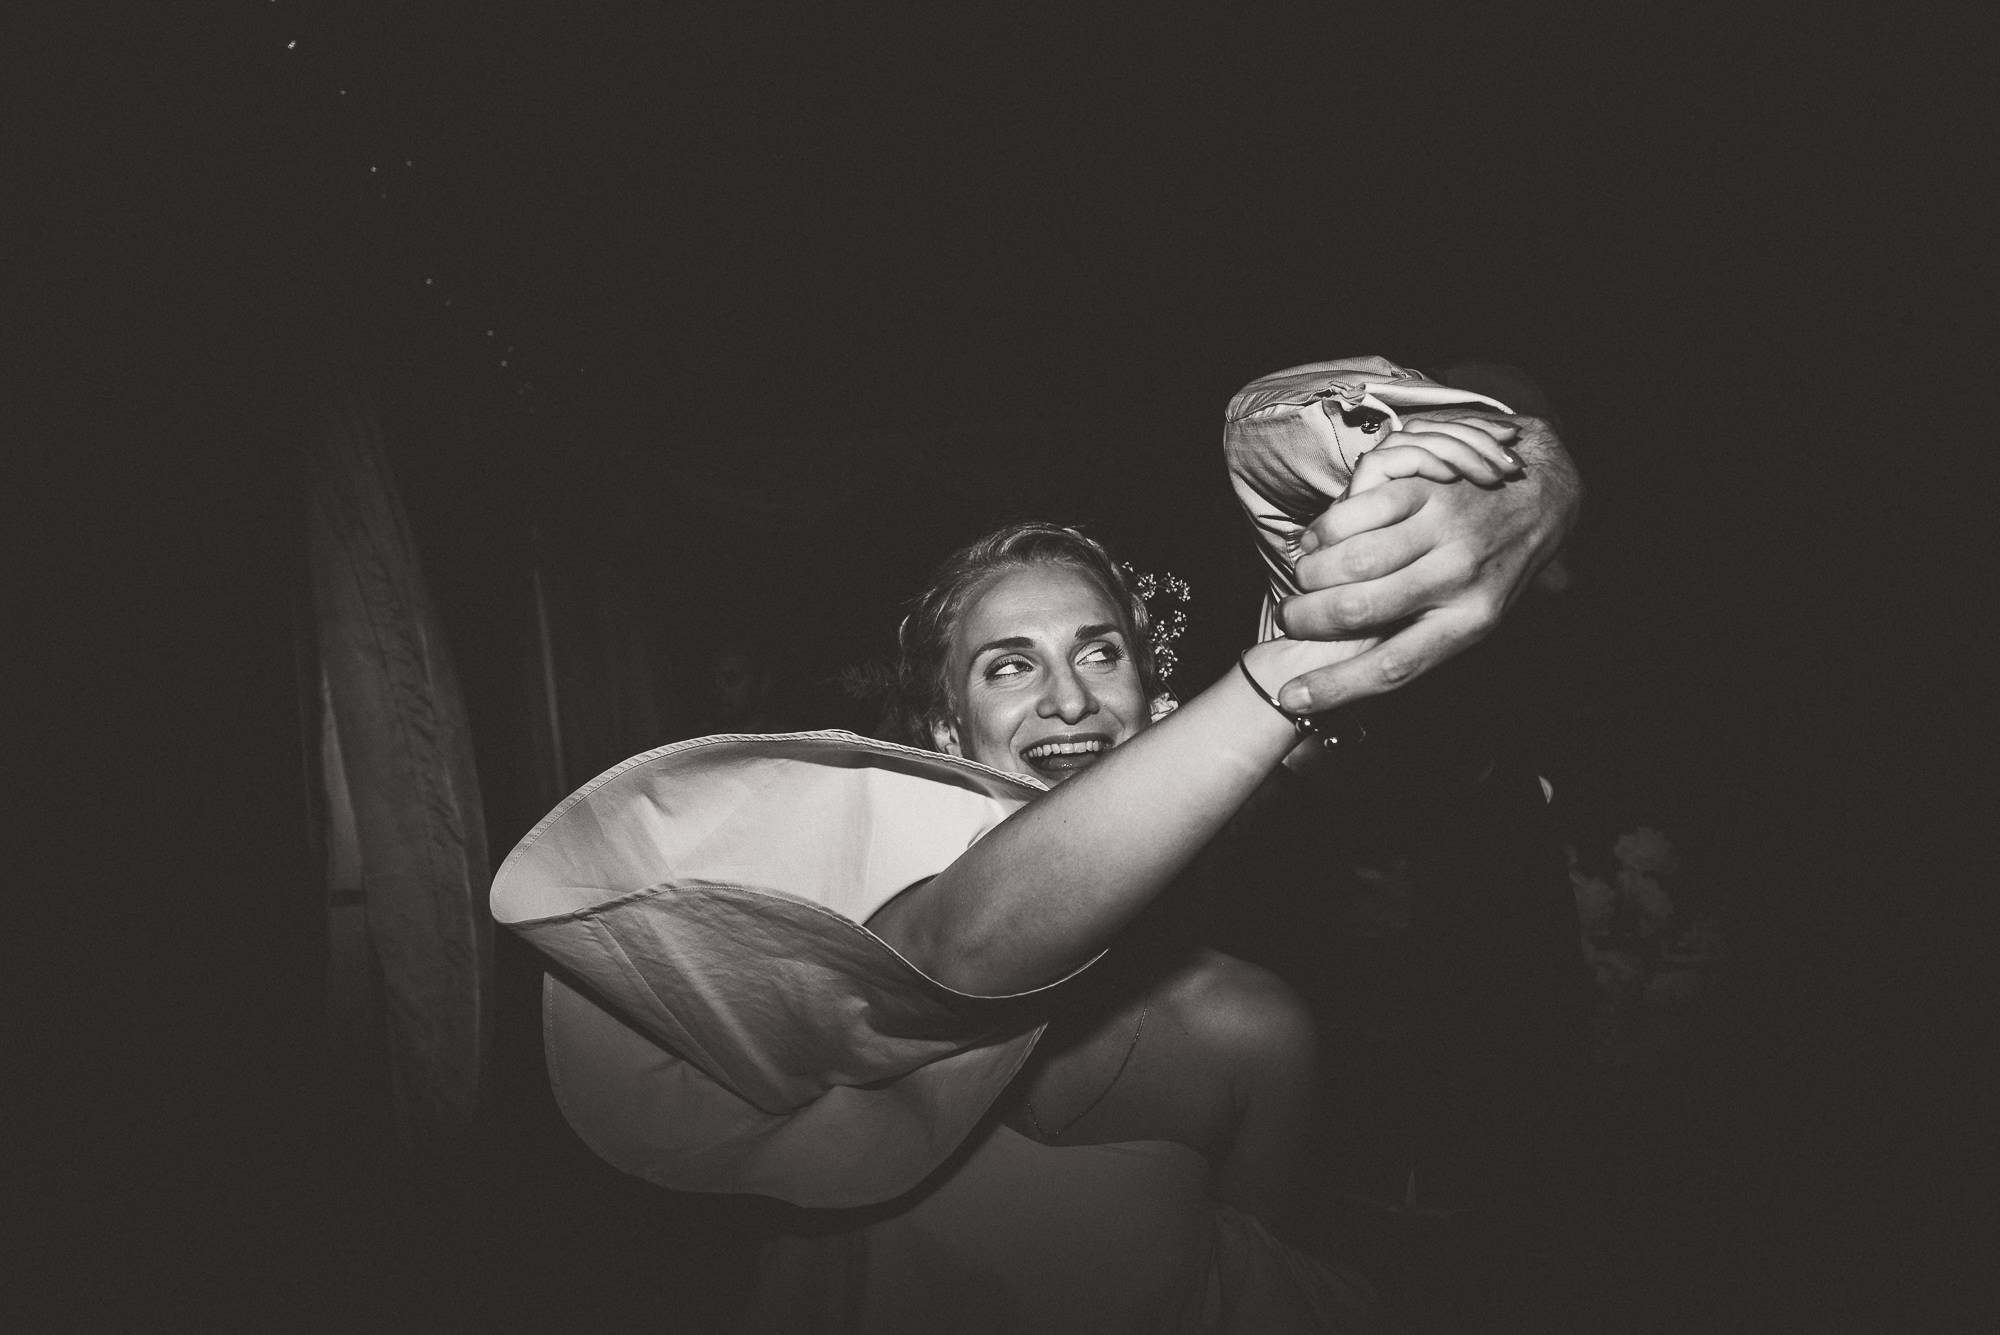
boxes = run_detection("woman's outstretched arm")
[869,423,1524,997]
[867,634,1361,995]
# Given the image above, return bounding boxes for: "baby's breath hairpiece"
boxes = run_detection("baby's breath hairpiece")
[1123,564,1192,685]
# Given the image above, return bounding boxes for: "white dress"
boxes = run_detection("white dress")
[744,1121,1382,1334]
[492,731,1386,1332]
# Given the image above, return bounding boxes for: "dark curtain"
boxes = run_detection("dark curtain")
[304,372,493,1149]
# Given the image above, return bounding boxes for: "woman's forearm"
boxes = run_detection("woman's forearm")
[867,637,1356,995]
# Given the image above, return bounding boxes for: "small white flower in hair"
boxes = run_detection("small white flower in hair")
[1123,565,1192,684]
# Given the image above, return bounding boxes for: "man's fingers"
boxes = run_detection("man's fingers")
[1279,547,1459,639]
[1276,608,1494,713]
[1294,519,1429,590]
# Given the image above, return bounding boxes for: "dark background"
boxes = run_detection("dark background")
[13,1,1992,1329]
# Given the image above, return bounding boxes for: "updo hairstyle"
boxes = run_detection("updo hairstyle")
[890,522,1162,750]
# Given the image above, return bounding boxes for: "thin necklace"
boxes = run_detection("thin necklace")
[1022,1001,1149,1142]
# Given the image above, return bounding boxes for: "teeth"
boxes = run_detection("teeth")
[1025,739,1106,759]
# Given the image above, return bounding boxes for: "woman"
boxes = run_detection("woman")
[491,415,1526,1332]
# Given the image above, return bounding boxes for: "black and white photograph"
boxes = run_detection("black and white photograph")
[14,2,1990,1330]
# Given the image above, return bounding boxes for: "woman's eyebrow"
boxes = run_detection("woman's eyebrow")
[1072,623,1122,642]
[970,635,1034,659]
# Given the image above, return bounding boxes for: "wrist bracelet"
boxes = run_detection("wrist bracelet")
[1237,651,1319,737]
[1235,650,1368,746]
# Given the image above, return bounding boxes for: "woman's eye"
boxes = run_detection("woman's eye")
[987,658,1030,679]
[1079,643,1123,667]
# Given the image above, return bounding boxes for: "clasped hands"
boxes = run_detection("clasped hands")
[1272,409,1582,715]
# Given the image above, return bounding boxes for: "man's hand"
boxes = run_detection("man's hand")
[1271,411,1581,715]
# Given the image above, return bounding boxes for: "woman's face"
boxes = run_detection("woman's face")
[932,562,1148,785]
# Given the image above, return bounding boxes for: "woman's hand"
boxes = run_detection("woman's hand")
[1333,415,1526,499]
[1274,412,1580,712]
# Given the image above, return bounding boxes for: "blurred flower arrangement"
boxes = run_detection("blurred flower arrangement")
[1566,824,1727,1075]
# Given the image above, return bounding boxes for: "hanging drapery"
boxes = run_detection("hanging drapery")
[305,374,492,1148]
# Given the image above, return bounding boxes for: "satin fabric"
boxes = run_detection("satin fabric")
[491,731,1089,1208]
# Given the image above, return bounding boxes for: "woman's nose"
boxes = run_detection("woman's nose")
[1037,665,1098,723]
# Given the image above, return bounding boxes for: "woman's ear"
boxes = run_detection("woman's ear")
[930,718,962,756]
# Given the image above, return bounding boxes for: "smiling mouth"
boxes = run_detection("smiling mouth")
[1021,735,1112,778]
